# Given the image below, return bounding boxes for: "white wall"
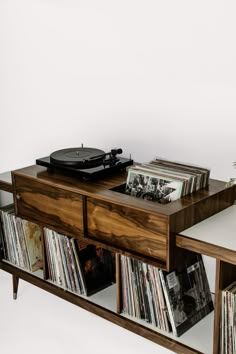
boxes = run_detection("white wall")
[1,0,236,181]
[0,1,236,353]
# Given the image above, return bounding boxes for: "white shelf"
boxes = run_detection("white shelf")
[179,205,236,251]
[2,259,44,279]
[46,279,117,312]
[56,277,213,353]
[122,310,214,354]
[87,283,117,312]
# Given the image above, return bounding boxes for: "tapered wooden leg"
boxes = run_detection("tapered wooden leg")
[12,275,19,300]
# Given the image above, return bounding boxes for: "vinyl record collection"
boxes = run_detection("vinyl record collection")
[44,228,115,296]
[120,255,170,333]
[0,207,115,296]
[0,205,43,272]
[221,281,236,354]
[44,228,87,295]
[125,158,210,203]
[120,253,214,337]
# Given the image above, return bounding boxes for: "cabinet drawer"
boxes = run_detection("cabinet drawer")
[86,197,169,265]
[13,175,84,236]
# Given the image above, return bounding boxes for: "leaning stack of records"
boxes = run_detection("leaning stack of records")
[221,281,236,354]
[0,205,43,272]
[44,228,87,295]
[125,158,210,204]
[159,252,213,336]
[44,228,115,296]
[120,252,213,337]
[120,255,170,332]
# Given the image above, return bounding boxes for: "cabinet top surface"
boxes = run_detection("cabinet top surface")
[10,164,233,217]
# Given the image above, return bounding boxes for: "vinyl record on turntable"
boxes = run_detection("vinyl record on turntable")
[50,147,105,168]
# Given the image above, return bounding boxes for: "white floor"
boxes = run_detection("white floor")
[0,270,173,354]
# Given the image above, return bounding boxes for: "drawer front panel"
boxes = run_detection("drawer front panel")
[14,175,83,236]
[86,197,169,262]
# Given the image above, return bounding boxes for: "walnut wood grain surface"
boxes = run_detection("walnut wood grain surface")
[176,235,236,265]
[87,197,168,262]
[13,174,84,235]
[12,165,236,218]
[11,165,236,271]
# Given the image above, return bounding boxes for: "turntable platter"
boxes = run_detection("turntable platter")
[50,147,105,168]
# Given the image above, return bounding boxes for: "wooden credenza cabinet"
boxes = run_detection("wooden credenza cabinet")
[1,164,236,354]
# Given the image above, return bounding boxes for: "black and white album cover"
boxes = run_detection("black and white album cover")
[125,167,183,203]
[159,252,213,337]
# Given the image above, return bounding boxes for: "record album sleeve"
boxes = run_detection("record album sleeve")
[159,252,213,337]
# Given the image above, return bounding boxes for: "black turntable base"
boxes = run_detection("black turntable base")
[36,147,133,180]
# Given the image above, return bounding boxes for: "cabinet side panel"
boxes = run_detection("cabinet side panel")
[174,186,236,233]
[86,197,168,263]
[13,175,84,236]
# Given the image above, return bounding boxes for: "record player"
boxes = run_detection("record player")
[36,146,133,180]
